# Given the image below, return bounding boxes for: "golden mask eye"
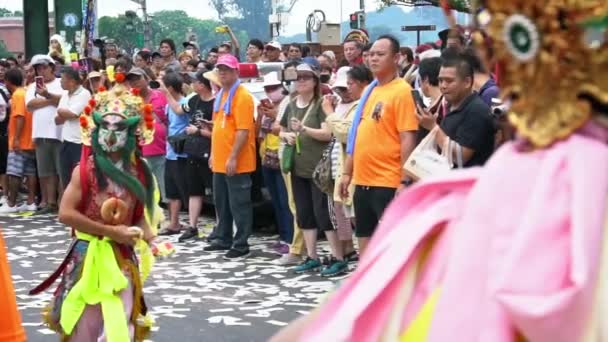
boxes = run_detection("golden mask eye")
[502,14,541,62]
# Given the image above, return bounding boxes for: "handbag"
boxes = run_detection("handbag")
[313,137,336,195]
[281,144,295,173]
[167,133,188,155]
[281,100,315,174]
[183,135,211,160]
[404,127,463,181]
[262,139,280,169]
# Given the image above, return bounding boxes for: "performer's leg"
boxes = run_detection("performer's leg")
[69,304,103,341]
[71,280,135,341]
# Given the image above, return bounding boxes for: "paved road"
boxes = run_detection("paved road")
[3,212,348,342]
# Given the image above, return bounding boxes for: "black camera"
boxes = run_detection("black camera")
[491,98,509,118]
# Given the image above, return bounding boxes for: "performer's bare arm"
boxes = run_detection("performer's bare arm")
[137,217,156,244]
[58,166,141,245]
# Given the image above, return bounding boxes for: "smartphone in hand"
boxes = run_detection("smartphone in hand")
[412,90,426,109]
[411,90,427,109]
[35,76,44,89]
[260,98,272,108]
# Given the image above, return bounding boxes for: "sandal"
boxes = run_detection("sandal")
[158,227,182,236]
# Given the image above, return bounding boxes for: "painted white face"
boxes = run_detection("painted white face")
[98,114,129,152]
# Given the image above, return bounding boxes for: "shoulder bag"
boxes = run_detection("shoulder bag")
[404,127,463,181]
[313,137,336,195]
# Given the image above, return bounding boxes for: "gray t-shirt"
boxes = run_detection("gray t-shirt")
[280,98,328,178]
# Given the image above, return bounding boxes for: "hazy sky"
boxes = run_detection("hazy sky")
[0,0,408,36]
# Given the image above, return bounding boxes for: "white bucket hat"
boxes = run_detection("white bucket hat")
[263,71,282,87]
[332,66,351,89]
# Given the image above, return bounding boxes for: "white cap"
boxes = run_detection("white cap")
[31,54,55,66]
[296,63,318,76]
[322,50,336,61]
[419,49,441,61]
[263,71,282,87]
[332,66,351,89]
[265,41,282,50]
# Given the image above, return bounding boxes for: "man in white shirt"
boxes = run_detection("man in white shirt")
[25,54,63,215]
[56,67,91,188]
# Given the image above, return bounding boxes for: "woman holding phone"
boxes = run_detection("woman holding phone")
[257,72,294,255]
[279,60,346,277]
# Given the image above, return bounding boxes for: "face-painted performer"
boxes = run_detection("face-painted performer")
[29,73,163,341]
[272,1,608,341]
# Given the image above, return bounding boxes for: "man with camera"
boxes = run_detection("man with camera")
[415,52,495,168]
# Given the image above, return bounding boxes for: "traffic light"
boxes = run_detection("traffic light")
[350,12,358,29]
[349,11,365,30]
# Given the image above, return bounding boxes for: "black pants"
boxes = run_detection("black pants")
[165,158,188,205]
[211,173,253,252]
[59,141,82,188]
[291,174,332,231]
[353,185,396,238]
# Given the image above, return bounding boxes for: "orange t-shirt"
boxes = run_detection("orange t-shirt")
[8,88,35,151]
[352,78,418,188]
[211,85,256,174]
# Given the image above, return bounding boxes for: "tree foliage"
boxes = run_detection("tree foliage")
[98,15,143,53]
[0,8,23,17]
[97,10,250,55]
[0,41,12,58]
[208,0,272,41]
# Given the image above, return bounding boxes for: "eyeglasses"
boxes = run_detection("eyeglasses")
[297,75,314,81]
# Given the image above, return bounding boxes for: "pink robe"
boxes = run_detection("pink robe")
[303,124,608,342]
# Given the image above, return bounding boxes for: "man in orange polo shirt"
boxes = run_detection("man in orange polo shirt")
[340,35,419,256]
[204,54,256,260]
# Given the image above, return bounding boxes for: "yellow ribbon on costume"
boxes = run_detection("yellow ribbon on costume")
[60,232,130,342]
[399,288,442,341]
[139,175,164,282]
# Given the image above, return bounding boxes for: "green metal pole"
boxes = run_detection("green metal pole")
[23,0,49,58]
[54,0,84,61]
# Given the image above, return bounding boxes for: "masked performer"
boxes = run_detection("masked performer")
[272,1,608,341]
[30,75,162,342]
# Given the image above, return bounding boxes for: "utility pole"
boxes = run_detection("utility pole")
[141,0,152,50]
[131,0,151,49]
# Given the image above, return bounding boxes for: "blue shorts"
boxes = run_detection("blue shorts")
[6,150,37,178]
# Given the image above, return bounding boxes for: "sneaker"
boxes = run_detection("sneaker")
[276,243,290,255]
[320,259,348,277]
[203,244,231,252]
[178,227,199,242]
[293,257,322,274]
[273,253,302,266]
[223,249,250,260]
[17,202,37,212]
[0,205,18,215]
[345,251,359,263]
[34,205,57,216]
[0,196,7,206]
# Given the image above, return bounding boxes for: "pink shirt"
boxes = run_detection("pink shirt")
[142,89,168,157]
